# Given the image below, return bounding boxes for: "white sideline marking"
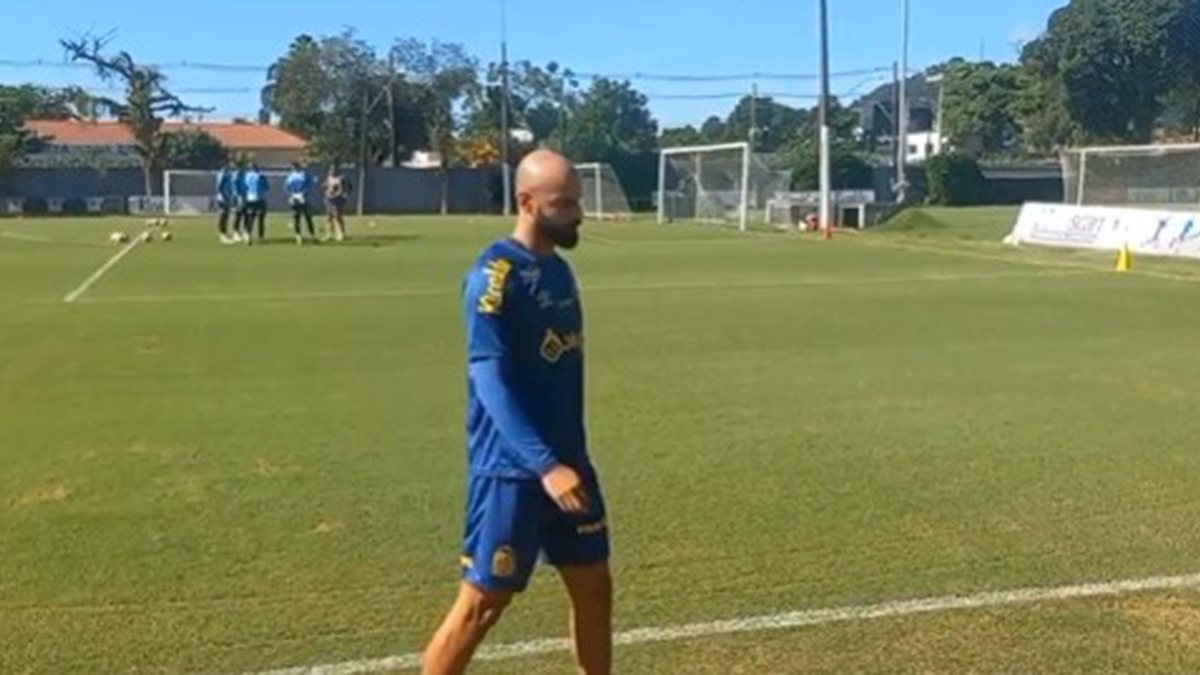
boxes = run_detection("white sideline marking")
[581,231,622,245]
[63,237,141,303]
[67,269,1084,305]
[246,570,1200,675]
[862,237,1200,284]
[1,231,56,244]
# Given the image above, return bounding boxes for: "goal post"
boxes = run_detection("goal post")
[657,142,790,232]
[1062,143,1200,210]
[576,163,632,220]
[163,169,296,215]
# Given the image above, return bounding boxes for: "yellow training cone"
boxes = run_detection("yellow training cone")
[1116,244,1133,272]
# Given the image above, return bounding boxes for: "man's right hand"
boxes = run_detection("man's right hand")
[541,464,590,514]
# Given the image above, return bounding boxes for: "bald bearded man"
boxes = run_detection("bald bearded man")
[422,151,612,675]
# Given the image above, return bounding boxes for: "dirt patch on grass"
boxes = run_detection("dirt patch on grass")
[11,483,70,509]
[311,519,345,535]
[1124,595,1200,642]
[254,457,300,477]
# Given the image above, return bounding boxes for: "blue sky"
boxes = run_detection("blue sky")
[1,0,1063,127]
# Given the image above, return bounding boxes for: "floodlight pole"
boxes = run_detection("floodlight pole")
[500,0,513,216]
[897,0,910,204]
[818,0,833,236]
[750,82,758,151]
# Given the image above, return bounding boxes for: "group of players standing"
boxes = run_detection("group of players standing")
[214,161,352,245]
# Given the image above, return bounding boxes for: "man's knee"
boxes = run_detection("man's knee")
[457,584,514,634]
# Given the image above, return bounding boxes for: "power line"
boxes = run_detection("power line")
[0,58,265,73]
[0,57,897,82]
[571,67,893,82]
[0,85,257,96]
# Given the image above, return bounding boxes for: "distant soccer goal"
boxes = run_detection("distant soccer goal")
[577,163,631,220]
[163,169,295,215]
[766,190,878,230]
[657,142,791,231]
[1062,144,1200,210]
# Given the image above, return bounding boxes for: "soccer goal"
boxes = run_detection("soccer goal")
[163,169,296,215]
[1062,144,1200,210]
[765,190,877,230]
[657,142,791,231]
[577,163,631,220]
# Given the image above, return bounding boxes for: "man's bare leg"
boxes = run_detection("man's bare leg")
[558,562,613,675]
[422,582,513,675]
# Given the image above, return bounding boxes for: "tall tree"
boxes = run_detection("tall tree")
[1021,0,1182,143]
[560,78,658,162]
[0,85,93,122]
[1011,63,1077,153]
[61,35,209,194]
[660,125,705,148]
[1162,0,1200,140]
[778,101,872,190]
[939,61,1022,157]
[162,129,229,169]
[264,32,430,167]
[390,39,479,213]
[723,96,809,153]
[699,116,726,142]
[0,85,94,173]
[466,61,578,144]
[263,35,328,144]
[0,111,33,176]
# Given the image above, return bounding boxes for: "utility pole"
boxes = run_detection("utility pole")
[357,91,368,216]
[897,0,910,204]
[893,61,901,199]
[749,82,758,151]
[387,52,398,168]
[499,0,512,216]
[818,0,832,237]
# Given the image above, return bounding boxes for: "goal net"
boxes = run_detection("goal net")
[657,142,791,231]
[1062,144,1200,210]
[577,163,631,220]
[163,169,295,215]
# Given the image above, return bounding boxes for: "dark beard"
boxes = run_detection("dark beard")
[536,215,581,250]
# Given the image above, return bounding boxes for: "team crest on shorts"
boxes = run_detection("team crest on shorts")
[491,546,517,578]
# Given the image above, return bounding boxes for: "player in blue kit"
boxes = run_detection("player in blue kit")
[214,160,238,244]
[241,163,269,244]
[284,162,316,245]
[422,150,612,675]
[231,161,249,243]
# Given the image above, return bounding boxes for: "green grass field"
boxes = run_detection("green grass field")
[3,208,1200,673]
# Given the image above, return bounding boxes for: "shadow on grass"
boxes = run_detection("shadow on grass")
[249,233,421,247]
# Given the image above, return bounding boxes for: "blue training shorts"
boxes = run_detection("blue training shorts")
[460,467,609,592]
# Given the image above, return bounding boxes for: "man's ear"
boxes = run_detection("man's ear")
[516,190,534,215]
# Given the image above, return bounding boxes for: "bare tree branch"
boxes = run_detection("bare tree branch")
[58,32,213,194]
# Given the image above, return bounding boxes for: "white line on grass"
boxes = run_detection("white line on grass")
[860,237,1200,284]
[580,231,622,245]
[246,570,1200,675]
[1,231,57,244]
[66,269,1085,305]
[62,237,141,303]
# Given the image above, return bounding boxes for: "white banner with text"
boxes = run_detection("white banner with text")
[1008,203,1200,259]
